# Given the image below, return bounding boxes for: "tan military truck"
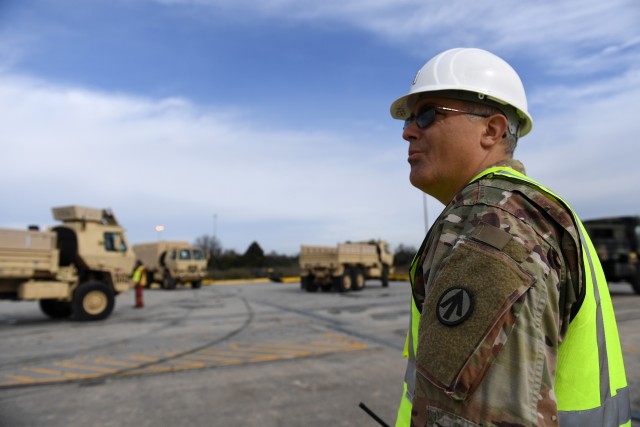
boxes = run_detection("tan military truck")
[299,240,394,292]
[132,241,208,289]
[0,206,136,321]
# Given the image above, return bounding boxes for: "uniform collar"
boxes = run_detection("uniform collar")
[466,159,527,187]
[484,158,526,175]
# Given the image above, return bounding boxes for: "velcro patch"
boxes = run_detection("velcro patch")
[416,237,534,401]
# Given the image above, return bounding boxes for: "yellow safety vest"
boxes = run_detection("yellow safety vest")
[133,265,146,287]
[395,166,630,427]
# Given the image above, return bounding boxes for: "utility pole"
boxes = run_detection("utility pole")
[422,193,429,235]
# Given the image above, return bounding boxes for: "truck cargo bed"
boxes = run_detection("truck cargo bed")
[0,229,59,279]
[300,244,379,267]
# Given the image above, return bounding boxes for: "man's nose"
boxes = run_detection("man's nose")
[402,120,419,142]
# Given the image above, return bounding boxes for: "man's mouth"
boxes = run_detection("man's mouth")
[408,150,421,162]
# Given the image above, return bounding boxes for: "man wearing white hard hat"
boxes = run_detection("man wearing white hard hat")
[390,48,629,427]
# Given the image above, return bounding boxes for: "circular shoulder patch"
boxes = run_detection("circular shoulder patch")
[436,287,474,326]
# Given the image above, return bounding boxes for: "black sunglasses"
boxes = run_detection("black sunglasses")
[403,105,490,130]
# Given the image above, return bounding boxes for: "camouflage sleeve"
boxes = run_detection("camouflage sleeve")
[411,190,567,427]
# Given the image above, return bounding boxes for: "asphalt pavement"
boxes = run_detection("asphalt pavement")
[0,280,638,426]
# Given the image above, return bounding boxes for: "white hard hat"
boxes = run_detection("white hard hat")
[390,48,533,137]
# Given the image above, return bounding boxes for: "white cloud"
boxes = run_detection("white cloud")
[0,73,425,253]
[0,29,35,72]
[1,0,638,253]
[519,68,640,219]
[4,62,636,255]
[155,0,640,72]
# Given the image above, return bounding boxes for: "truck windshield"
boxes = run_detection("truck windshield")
[179,249,191,260]
[589,228,614,239]
[193,249,205,260]
[104,232,126,252]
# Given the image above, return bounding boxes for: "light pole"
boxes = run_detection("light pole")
[213,214,217,239]
[155,225,165,241]
[422,193,429,235]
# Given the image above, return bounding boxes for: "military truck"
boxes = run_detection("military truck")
[0,206,136,321]
[132,241,208,289]
[583,216,640,294]
[299,240,394,292]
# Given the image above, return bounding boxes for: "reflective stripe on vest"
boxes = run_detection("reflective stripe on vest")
[404,245,423,401]
[473,167,630,427]
[395,242,426,427]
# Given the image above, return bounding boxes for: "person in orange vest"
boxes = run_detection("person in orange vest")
[132,261,146,308]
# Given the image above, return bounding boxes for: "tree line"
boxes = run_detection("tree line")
[193,234,417,279]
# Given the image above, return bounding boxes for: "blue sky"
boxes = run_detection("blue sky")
[1,0,639,255]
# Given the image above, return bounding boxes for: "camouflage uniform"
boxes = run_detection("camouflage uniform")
[410,159,583,426]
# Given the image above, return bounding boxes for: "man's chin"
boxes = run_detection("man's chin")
[409,170,430,190]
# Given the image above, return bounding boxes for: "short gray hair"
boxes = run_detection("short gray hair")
[463,102,518,154]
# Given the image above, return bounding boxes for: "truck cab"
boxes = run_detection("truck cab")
[0,206,136,321]
[52,206,134,294]
[133,241,208,289]
[161,245,208,289]
[583,216,640,294]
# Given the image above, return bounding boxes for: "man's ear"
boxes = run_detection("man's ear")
[480,114,509,149]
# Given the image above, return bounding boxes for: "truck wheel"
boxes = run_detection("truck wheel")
[381,265,390,287]
[352,268,365,291]
[334,269,353,292]
[301,274,318,292]
[73,282,115,321]
[39,300,73,319]
[300,275,310,290]
[632,270,640,295]
[163,271,176,290]
[145,271,154,289]
[191,280,202,289]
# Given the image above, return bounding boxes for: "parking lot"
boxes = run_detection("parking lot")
[0,280,638,426]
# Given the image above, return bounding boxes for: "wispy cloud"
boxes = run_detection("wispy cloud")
[519,68,640,219]
[1,0,638,253]
[0,29,35,71]
[154,0,640,69]
[0,73,421,252]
